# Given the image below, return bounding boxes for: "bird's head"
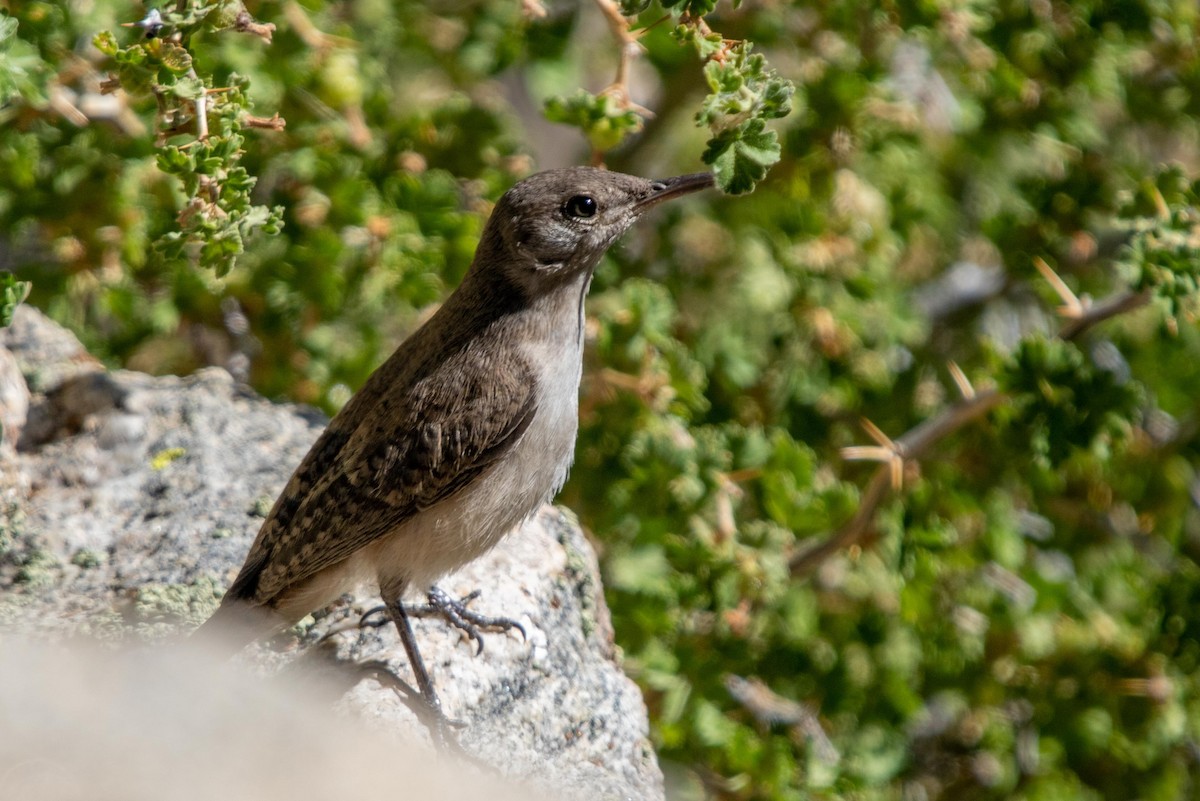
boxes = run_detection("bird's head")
[480,167,713,295]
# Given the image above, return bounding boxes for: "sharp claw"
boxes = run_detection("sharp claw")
[367,588,523,655]
[358,604,390,628]
[419,586,525,652]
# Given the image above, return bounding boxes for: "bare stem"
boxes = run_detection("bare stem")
[1060,289,1152,341]
[234,10,276,43]
[593,0,651,115]
[187,67,208,140]
[282,0,350,51]
[787,275,1155,577]
[724,674,840,763]
[243,112,287,131]
[788,389,1006,577]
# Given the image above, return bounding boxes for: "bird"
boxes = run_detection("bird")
[196,166,714,726]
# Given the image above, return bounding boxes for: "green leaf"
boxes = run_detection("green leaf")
[91,29,119,57]
[1,272,31,328]
[690,41,792,193]
[168,74,206,101]
[149,40,193,74]
[702,119,781,195]
[1115,167,1200,317]
[1000,336,1142,467]
[672,25,725,60]
[155,146,194,175]
[1,15,49,105]
[113,43,148,69]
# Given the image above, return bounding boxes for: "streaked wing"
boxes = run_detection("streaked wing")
[226,353,537,605]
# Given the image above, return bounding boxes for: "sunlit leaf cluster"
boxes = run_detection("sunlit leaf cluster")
[1117,167,1200,320]
[92,7,283,277]
[544,89,644,158]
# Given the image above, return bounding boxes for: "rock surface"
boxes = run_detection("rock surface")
[0,305,663,801]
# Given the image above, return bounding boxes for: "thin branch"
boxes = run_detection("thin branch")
[522,0,548,18]
[187,67,208,140]
[947,360,974,399]
[789,389,1006,577]
[724,674,840,763]
[890,388,1007,457]
[234,10,276,43]
[1059,289,1151,341]
[787,275,1155,578]
[593,0,653,116]
[243,112,286,131]
[586,0,653,164]
[843,417,904,490]
[281,0,354,51]
[1034,257,1084,319]
[47,85,89,126]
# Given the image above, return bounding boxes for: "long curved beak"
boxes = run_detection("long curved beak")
[635,172,714,212]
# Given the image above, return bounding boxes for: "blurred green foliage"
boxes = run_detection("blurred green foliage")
[544,88,645,158]
[3,1,1200,799]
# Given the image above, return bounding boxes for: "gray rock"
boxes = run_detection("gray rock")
[0,307,663,801]
[1,303,100,392]
[0,346,28,451]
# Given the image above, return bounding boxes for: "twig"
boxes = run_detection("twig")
[593,0,653,116]
[1034,257,1084,319]
[947,360,975,399]
[187,67,208,140]
[522,0,548,18]
[788,275,1154,577]
[243,112,286,131]
[1059,289,1151,341]
[724,674,840,763]
[281,0,354,51]
[789,389,1006,577]
[47,85,89,126]
[234,10,276,43]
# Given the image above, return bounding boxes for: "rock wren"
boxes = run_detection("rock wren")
[197,166,713,722]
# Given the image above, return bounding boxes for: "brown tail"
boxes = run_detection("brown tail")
[191,599,287,655]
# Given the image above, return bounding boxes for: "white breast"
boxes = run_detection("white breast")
[355,321,584,595]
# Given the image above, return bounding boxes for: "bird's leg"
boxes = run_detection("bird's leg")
[363,586,526,655]
[382,593,460,748]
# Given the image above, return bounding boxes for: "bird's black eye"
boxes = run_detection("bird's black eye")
[563,195,597,219]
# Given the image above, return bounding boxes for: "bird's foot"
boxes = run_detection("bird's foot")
[412,586,527,655]
[359,586,526,655]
